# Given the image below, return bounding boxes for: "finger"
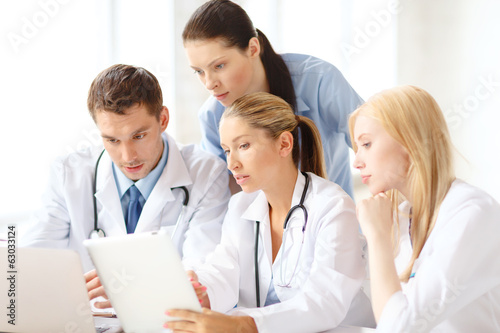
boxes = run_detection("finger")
[195,286,207,298]
[94,300,112,309]
[86,276,102,292]
[192,282,206,291]
[201,308,213,315]
[166,309,200,321]
[164,320,195,332]
[88,286,107,300]
[186,270,198,282]
[84,269,98,282]
[168,328,193,333]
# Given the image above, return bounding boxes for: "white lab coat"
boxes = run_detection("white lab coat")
[21,133,230,272]
[197,172,375,333]
[377,179,500,332]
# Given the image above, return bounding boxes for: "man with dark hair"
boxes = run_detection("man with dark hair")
[22,64,230,279]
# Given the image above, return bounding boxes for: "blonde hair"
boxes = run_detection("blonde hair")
[349,85,455,282]
[222,92,327,178]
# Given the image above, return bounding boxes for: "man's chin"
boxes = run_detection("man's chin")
[122,170,147,181]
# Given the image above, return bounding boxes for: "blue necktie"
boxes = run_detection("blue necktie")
[126,185,143,234]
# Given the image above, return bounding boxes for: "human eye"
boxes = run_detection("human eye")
[361,142,371,148]
[239,143,249,150]
[223,148,230,156]
[108,138,119,144]
[134,133,146,140]
[215,63,225,70]
[193,69,204,75]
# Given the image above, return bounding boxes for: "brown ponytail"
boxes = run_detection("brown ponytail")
[295,116,327,178]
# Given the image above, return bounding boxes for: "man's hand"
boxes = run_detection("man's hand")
[84,269,112,309]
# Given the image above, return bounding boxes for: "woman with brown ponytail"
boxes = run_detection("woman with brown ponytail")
[164,93,374,332]
[182,0,363,198]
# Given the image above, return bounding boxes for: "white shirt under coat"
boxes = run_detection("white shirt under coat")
[21,133,230,272]
[197,172,375,333]
[377,179,500,332]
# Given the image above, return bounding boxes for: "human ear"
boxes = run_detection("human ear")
[159,106,169,131]
[247,37,261,58]
[278,131,294,158]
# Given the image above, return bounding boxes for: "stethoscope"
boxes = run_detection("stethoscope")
[89,149,189,239]
[254,171,309,307]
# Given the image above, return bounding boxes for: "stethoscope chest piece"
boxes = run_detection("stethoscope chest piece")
[89,228,106,239]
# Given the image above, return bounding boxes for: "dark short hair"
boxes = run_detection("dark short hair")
[87,64,163,121]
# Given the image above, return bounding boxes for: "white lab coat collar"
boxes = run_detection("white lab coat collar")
[240,172,307,226]
[94,150,126,234]
[147,133,193,201]
[237,171,308,301]
[94,133,194,234]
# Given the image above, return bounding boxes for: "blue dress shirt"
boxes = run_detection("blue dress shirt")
[197,53,363,198]
[113,139,169,219]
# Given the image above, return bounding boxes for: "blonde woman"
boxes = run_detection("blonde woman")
[350,85,500,332]
[165,92,374,332]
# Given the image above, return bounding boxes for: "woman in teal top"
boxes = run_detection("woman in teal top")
[182,0,363,198]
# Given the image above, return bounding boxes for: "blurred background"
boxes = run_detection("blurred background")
[1,0,499,225]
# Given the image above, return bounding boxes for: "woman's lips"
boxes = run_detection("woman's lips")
[234,174,249,185]
[215,92,229,101]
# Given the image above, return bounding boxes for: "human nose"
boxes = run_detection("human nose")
[226,152,240,172]
[204,72,219,91]
[121,142,137,162]
[353,151,365,169]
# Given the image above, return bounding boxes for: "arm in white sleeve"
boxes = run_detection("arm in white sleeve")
[20,156,71,248]
[181,157,230,270]
[194,202,244,312]
[377,202,500,332]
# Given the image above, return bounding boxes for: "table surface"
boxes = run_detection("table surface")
[325,325,376,332]
[93,317,376,333]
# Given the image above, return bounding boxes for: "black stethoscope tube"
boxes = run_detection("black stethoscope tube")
[254,171,310,307]
[91,149,106,238]
[254,221,261,307]
[90,149,189,239]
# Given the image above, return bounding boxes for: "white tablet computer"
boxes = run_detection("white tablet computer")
[83,230,201,333]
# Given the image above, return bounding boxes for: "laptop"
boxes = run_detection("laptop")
[0,246,121,333]
[83,230,202,333]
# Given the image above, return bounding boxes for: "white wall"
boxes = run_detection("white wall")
[397,0,500,201]
[1,0,498,225]
[1,0,105,222]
